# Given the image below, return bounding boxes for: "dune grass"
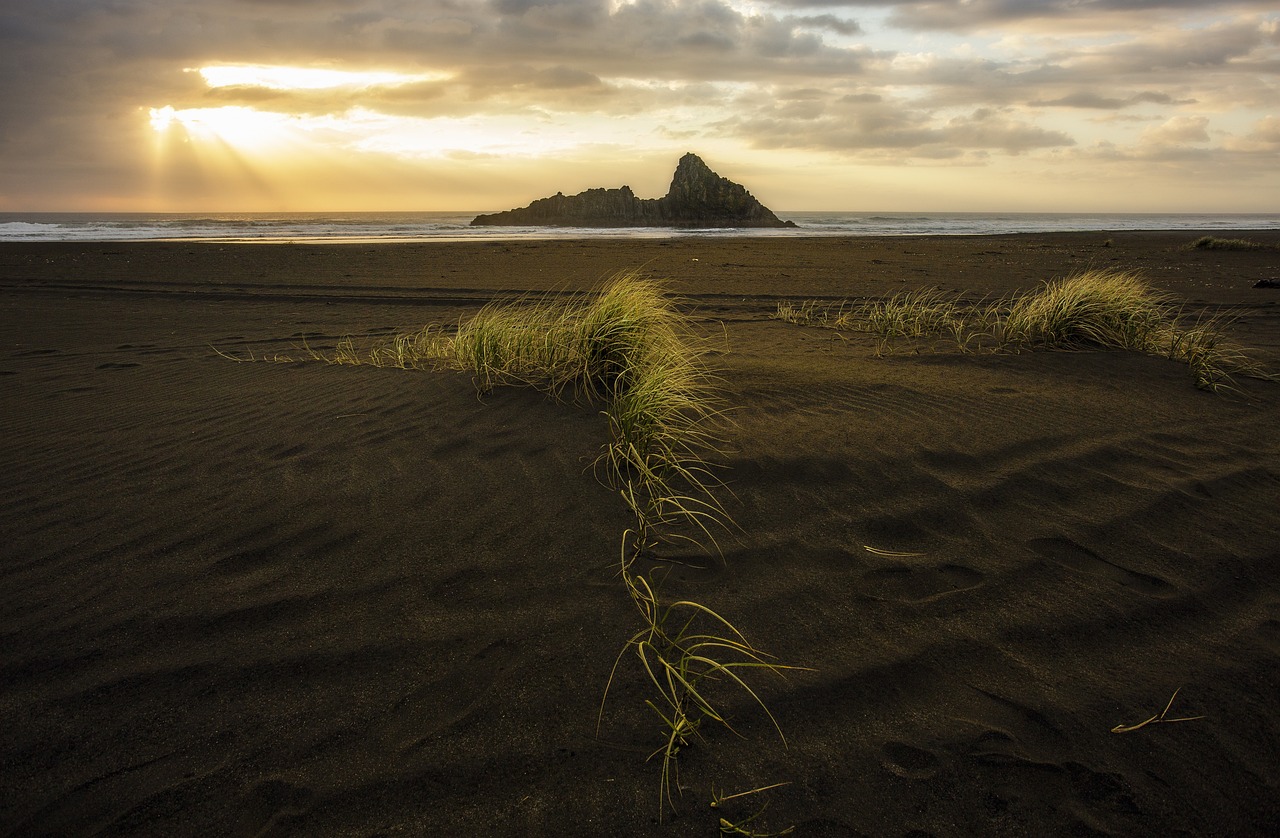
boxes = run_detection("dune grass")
[773,289,962,336]
[304,326,453,370]
[1189,235,1273,251]
[600,530,798,814]
[264,272,793,815]
[775,268,1269,391]
[451,275,798,815]
[860,287,966,340]
[995,269,1168,350]
[774,288,979,353]
[996,270,1268,389]
[448,275,733,547]
[449,275,798,812]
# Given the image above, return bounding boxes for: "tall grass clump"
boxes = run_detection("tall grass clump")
[862,287,964,339]
[451,299,565,390]
[994,270,1269,390]
[453,274,731,546]
[997,269,1169,351]
[1189,235,1272,251]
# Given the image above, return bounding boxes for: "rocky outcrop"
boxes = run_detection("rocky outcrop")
[471,153,796,228]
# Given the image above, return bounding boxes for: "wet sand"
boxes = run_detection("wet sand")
[3,232,1279,836]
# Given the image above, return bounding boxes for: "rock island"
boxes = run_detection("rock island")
[471,153,796,228]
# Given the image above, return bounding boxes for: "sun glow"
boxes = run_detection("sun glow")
[194,64,450,90]
[149,105,299,150]
[144,60,679,209]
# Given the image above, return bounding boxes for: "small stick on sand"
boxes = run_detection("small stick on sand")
[863,545,926,557]
[1111,687,1206,734]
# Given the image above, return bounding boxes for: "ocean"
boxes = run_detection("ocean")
[2,211,1278,243]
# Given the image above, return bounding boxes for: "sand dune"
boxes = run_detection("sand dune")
[2,234,1278,835]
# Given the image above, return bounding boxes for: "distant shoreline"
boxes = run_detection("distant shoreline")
[2,210,1278,243]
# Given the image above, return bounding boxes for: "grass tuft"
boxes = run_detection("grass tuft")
[996,269,1169,351]
[861,287,964,340]
[773,269,1271,392]
[1188,235,1273,251]
[601,531,803,814]
[452,273,732,547]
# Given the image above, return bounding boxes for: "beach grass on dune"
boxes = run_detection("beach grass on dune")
[775,268,1270,391]
[860,287,965,340]
[996,269,1168,350]
[449,275,793,814]
[1189,235,1273,251]
[270,271,791,813]
[450,275,732,546]
[274,271,736,548]
[994,270,1267,388]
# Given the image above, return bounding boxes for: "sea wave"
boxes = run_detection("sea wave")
[1,211,1277,243]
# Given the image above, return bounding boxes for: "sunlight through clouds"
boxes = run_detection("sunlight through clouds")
[195,65,452,91]
[3,0,1277,211]
[149,106,299,151]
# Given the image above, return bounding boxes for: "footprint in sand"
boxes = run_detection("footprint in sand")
[880,741,942,780]
[861,563,985,603]
[1027,536,1174,598]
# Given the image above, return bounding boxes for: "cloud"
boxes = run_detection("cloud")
[784,14,862,37]
[0,0,1276,209]
[717,91,1075,161]
[763,2,1275,33]
[1223,115,1280,152]
[1141,115,1211,145]
[1029,91,1192,109]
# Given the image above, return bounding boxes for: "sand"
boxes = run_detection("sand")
[2,232,1279,836]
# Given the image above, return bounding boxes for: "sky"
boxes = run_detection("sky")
[1,0,1277,213]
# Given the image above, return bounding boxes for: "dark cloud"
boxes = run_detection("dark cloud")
[784,14,862,36]
[1029,91,1191,109]
[761,1,1270,33]
[716,91,1075,160]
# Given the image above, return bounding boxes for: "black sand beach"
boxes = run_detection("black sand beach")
[3,233,1279,836]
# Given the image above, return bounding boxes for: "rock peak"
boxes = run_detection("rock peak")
[471,154,795,228]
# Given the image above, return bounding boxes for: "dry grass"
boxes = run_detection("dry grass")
[250,272,794,814]
[775,269,1271,392]
[1188,235,1273,251]
[448,275,800,813]
[996,269,1169,351]
[449,275,732,547]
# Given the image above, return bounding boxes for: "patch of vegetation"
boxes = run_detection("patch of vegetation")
[996,269,1168,350]
[775,268,1271,392]
[448,275,799,814]
[228,272,798,820]
[450,276,731,547]
[1188,235,1273,251]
